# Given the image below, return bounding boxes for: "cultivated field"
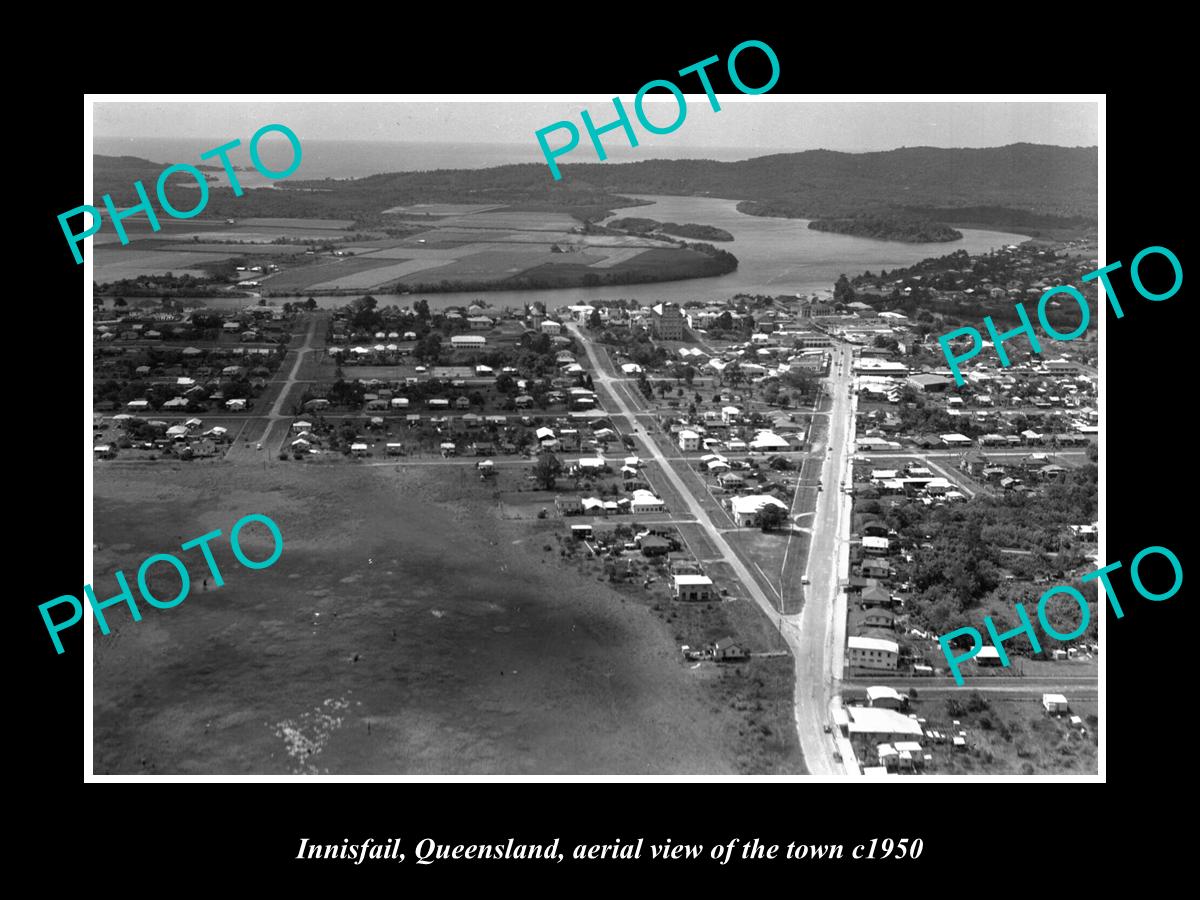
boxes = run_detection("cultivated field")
[93,205,722,294]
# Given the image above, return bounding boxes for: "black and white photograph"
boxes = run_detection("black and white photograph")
[77,95,1105,780]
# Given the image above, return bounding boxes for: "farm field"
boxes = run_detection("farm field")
[93,464,797,775]
[94,248,221,282]
[93,205,733,294]
[383,203,506,216]
[307,258,458,290]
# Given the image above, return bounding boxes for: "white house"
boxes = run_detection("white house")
[729,494,788,527]
[749,431,790,451]
[450,335,487,349]
[678,429,700,452]
[1042,693,1070,715]
[862,536,890,556]
[847,636,899,670]
[630,490,664,514]
[674,574,715,602]
[866,685,906,710]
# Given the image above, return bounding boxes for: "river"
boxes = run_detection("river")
[268,195,1029,312]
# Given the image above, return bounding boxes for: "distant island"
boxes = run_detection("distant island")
[807,215,962,243]
[607,217,734,242]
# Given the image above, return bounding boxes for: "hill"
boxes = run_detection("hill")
[93,144,1096,234]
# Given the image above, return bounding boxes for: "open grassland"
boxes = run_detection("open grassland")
[93,464,799,774]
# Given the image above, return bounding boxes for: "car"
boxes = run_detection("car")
[256,442,262,450]
[801,576,810,585]
[823,724,832,734]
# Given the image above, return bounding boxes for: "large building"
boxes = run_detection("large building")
[652,303,685,341]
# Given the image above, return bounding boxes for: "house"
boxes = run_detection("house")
[674,574,715,602]
[630,490,665,514]
[450,335,487,349]
[1042,693,1070,715]
[678,430,700,452]
[855,607,896,631]
[540,320,563,335]
[845,706,923,739]
[93,445,115,460]
[729,494,788,527]
[639,536,671,557]
[711,637,747,661]
[386,443,404,456]
[350,443,369,457]
[862,535,890,556]
[975,645,1003,667]
[861,559,891,579]
[225,399,247,411]
[749,431,790,451]
[847,636,899,671]
[556,496,583,515]
[894,741,926,769]
[455,396,471,410]
[865,685,907,710]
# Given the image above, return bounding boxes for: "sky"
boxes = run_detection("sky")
[93,99,1098,153]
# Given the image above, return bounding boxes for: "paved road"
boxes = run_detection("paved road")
[225,314,321,464]
[788,343,857,775]
[572,325,852,776]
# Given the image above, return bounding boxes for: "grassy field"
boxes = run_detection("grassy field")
[93,463,801,774]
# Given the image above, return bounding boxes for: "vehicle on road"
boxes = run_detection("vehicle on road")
[801,576,810,585]
[823,724,832,734]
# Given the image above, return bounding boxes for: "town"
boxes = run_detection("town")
[91,232,1098,776]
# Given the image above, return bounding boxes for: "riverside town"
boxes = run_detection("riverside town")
[41,513,283,653]
[938,244,1182,385]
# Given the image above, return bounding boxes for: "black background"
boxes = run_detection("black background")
[20,23,1189,885]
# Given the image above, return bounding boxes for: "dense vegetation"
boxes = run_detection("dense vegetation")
[385,243,737,294]
[856,463,1099,647]
[807,215,962,243]
[96,143,1096,232]
[606,217,733,241]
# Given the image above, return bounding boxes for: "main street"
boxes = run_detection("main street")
[571,325,855,776]
[224,313,322,464]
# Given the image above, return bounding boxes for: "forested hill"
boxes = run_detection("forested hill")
[557,143,1097,226]
[93,143,1095,232]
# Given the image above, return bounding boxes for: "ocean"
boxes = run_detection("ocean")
[92,137,772,179]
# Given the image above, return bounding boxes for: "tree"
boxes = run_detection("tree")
[114,297,127,307]
[834,273,856,304]
[533,453,563,490]
[414,299,430,320]
[759,504,789,533]
[304,297,318,310]
[588,307,603,329]
[258,297,267,306]
[414,333,442,363]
